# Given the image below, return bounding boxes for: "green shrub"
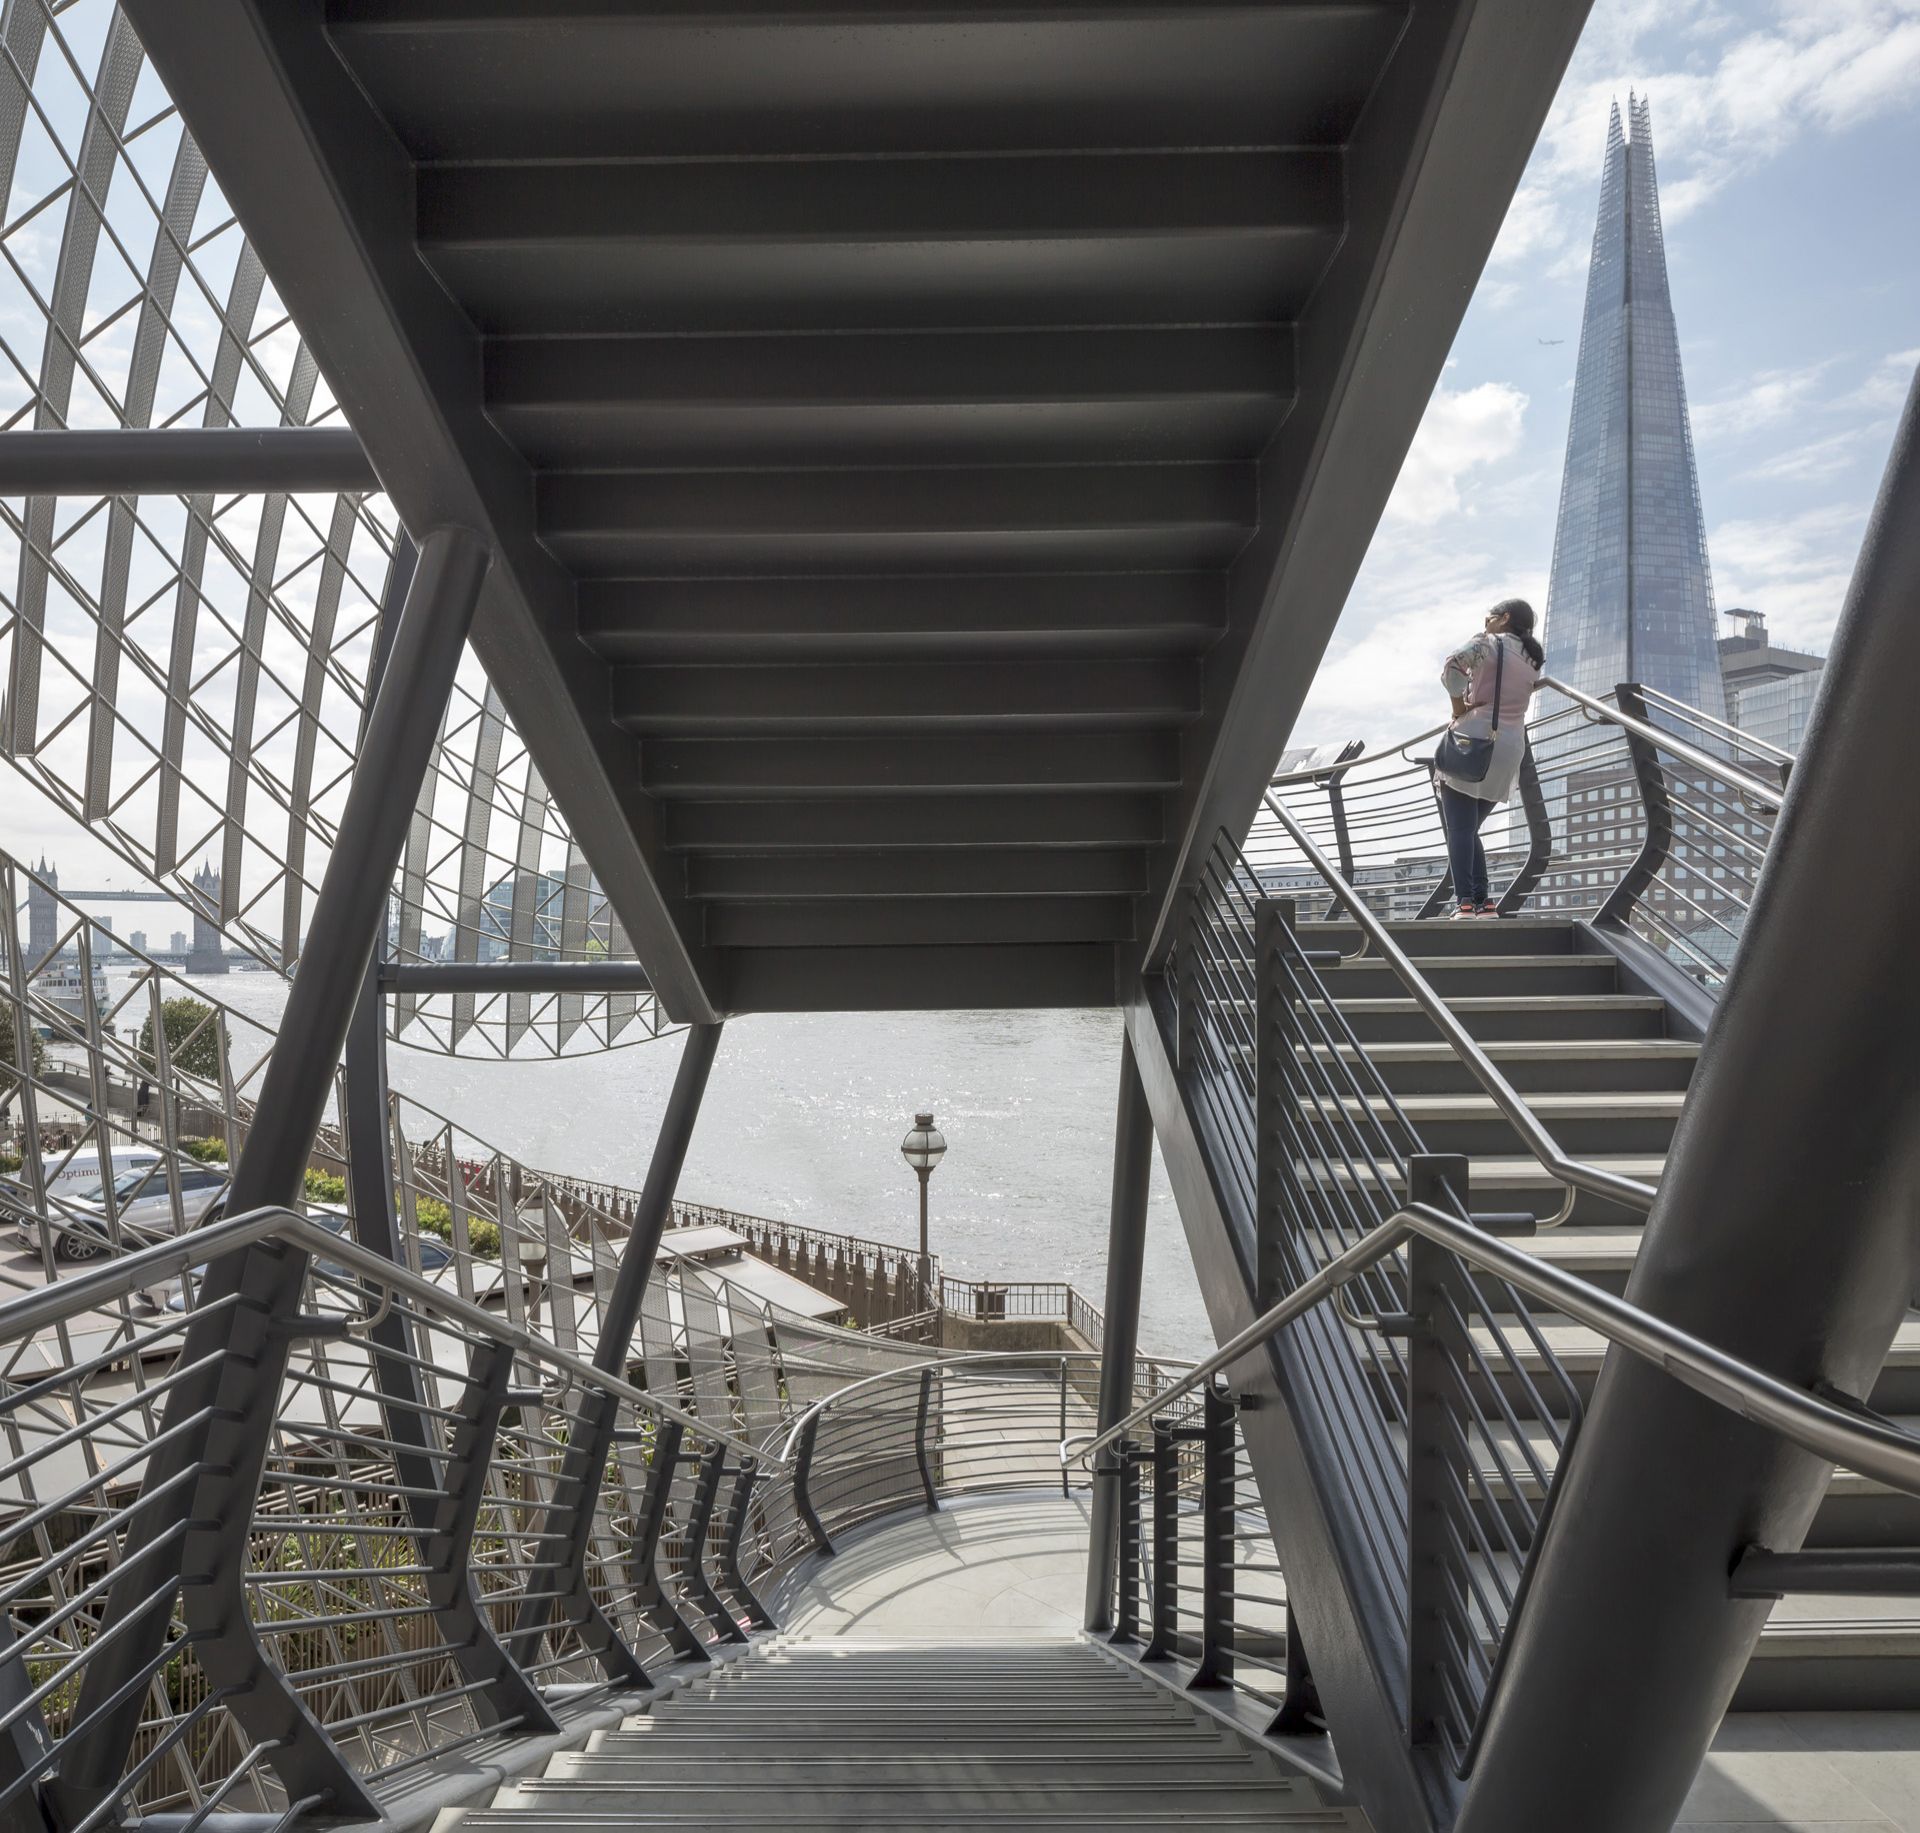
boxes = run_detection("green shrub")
[303,1168,348,1204]
[409,1194,501,1260]
[179,1136,228,1164]
[0,1151,20,1176]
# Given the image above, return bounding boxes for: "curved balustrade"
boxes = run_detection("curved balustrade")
[1246,680,1787,990]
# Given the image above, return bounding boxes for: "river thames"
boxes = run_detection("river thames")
[154,973,1209,1358]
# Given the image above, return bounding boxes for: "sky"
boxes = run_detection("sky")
[1288,0,1920,751]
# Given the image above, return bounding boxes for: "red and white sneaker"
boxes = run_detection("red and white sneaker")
[1475,903,1502,918]
[1449,902,1477,920]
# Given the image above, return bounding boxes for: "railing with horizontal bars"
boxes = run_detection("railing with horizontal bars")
[1245,677,1788,991]
[1167,832,1581,1772]
[1066,1183,1920,1766]
[1138,777,1920,1786]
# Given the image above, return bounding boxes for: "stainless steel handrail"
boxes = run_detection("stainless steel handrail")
[1631,682,1795,769]
[1268,724,1446,790]
[0,1204,764,1461]
[1260,791,1660,1218]
[1065,1200,1920,1501]
[1541,674,1786,810]
[775,1348,1108,1462]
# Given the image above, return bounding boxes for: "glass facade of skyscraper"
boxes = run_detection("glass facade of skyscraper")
[1540,97,1725,722]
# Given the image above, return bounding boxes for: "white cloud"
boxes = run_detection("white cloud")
[1383,382,1529,527]
[1739,425,1866,482]
[1690,362,1834,440]
[1293,536,1550,748]
[1710,502,1865,648]
[1840,347,1920,414]
[1512,1,1920,263]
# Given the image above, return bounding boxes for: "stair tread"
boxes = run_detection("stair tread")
[1326,994,1664,1011]
[1324,954,1614,971]
[1425,1410,1920,1500]
[490,1632,1356,1826]
[1318,1038,1699,1059]
[1307,1153,1667,1187]
[1306,1091,1684,1116]
[1470,1315,1920,1368]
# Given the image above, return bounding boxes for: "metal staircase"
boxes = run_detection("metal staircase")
[459,1634,1360,1831]
[1313,913,1920,1709]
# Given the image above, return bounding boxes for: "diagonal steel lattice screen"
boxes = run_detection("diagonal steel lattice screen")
[0,0,672,1057]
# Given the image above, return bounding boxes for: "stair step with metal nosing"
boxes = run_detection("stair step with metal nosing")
[1299,1089,1683,1157]
[1310,1036,1699,1093]
[1333,993,1670,1042]
[1318,955,1622,998]
[466,1633,1359,1826]
[1293,918,1581,956]
[1460,1314,1920,1413]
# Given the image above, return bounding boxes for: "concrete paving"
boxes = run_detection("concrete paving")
[773,1490,1920,1831]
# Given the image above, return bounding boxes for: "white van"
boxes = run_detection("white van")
[4,1146,164,1237]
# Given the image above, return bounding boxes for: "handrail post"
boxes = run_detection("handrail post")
[1111,1447,1143,1643]
[630,1421,708,1661]
[426,1344,561,1732]
[793,1413,834,1554]
[1273,1614,1327,1736]
[720,1458,776,1632]
[914,1366,939,1511]
[1498,744,1552,915]
[1594,682,1676,931]
[1143,1420,1178,1662]
[1254,899,1295,1310]
[1176,892,1204,1072]
[1084,1035,1154,1633]
[1059,1361,1070,1498]
[1322,771,1360,924]
[1189,1380,1237,1690]
[1407,1155,1469,1751]
[510,1023,722,1678]
[682,1444,747,1644]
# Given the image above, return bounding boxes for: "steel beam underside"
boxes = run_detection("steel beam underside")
[123,1,1584,1016]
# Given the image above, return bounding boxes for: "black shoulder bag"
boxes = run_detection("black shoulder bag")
[1433,635,1505,785]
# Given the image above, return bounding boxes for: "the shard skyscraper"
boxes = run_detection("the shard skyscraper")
[1542,96,1724,719]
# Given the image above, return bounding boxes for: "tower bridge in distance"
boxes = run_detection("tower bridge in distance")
[26,857,235,975]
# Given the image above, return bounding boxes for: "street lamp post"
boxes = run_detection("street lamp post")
[899,1111,946,1312]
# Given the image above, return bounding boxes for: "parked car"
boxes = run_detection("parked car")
[54,1162,229,1262]
[6,1146,164,1235]
[303,1207,453,1280]
[150,1207,452,1310]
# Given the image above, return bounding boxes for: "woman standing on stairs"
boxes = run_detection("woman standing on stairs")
[1434,598,1544,917]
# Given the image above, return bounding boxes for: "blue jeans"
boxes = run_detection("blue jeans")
[1438,784,1493,907]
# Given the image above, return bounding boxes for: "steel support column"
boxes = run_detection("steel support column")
[507,1023,723,1673]
[1084,1033,1154,1632]
[1460,368,1920,1832]
[45,526,488,1830]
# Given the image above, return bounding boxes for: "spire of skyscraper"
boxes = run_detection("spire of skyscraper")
[1542,95,1724,718]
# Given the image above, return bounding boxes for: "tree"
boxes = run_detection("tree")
[139,997,222,1083]
[0,1001,47,1104]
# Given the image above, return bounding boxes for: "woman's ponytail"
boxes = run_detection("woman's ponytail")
[1493,597,1545,670]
